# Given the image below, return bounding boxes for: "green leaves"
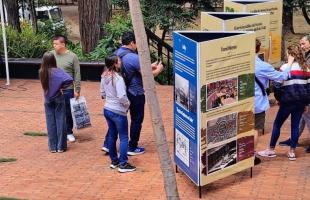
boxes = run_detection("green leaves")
[37,20,68,39]
[0,23,52,58]
[69,14,132,61]
[112,0,195,35]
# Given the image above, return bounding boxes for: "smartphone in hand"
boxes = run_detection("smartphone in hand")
[157,58,162,65]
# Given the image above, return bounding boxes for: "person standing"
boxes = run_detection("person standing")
[253,39,292,165]
[52,35,81,142]
[258,44,310,161]
[278,34,310,152]
[39,52,73,153]
[101,31,163,155]
[101,54,136,172]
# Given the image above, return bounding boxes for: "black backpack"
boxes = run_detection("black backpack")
[117,49,136,87]
[271,81,283,102]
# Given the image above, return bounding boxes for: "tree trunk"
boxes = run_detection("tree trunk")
[27,0,38,33]
[281,5,294,60]
[77,0,111,53]
[282,5,294,34]
[127,1,180,200]
[302,7,310,25]
[3,0,21,32]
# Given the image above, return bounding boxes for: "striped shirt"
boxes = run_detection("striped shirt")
[279,62,310,104]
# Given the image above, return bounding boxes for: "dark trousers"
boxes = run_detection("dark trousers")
[128,93,145,149]
[270,103,305,149]
[63,89,74,135]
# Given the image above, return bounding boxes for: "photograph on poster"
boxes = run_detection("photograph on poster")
[175,129,190,167]
[206,77,238,110]
[207,113,237,145]
[189,82,197,113]
[175,74,190,111]
[207,140,237,174]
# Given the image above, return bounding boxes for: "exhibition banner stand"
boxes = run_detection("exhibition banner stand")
[201,12,270,61]
[224,0,283,67]
[173,31,256,198]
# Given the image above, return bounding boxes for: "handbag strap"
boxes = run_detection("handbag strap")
[255,76,266,96]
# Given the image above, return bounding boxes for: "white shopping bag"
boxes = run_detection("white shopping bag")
[70,96,91,129]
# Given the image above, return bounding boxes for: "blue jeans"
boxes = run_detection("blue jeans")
[270,103,305,149]
[127,93,145,149]
[63,89,74,135]
[44,94,67,151]
[104,109,129,165]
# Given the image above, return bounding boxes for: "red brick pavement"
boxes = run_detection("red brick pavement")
[0,79,310,200]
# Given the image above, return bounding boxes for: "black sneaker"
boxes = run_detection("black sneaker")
[305,146,310,153]
[110,160,119,169]
[279,139,300,147]
[118,162,136,173]
[254,156,261,166]
[279,139,291,147]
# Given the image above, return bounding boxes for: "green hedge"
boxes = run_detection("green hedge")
[0,15,172,84]
[0,22,51,58]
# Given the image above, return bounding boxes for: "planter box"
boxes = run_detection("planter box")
[0,58,104,81]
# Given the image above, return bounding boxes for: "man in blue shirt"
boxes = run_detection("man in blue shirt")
[254,39,292,164]
[102,31,163,155]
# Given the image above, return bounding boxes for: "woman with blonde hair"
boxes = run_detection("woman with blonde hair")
[258,44,310,161]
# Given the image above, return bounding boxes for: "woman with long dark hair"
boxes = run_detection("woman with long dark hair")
[258,44,310,161]
[39,52,73,153]
[100,54,136,173]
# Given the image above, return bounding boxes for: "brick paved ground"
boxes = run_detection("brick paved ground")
[1,79,310,200]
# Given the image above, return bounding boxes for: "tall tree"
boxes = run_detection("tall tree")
[3,0,21,32]
[127,0,180,199]
[282,0,295,34]
[78,0,111,53]
[27,0,38,33]
[281,0,309,59]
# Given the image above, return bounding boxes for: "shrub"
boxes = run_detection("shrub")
[0,23,51,58]
[37,19,69,39]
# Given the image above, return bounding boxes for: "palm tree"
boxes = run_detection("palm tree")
[127,0,180,199]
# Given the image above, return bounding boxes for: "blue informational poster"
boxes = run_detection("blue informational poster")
[174,31,256,187]
[173,32,199,185]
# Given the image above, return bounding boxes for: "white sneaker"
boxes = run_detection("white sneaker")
[288,152,296,161]
[257,149,276,158]
[101,146,109,153]
[67,134,76,142]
